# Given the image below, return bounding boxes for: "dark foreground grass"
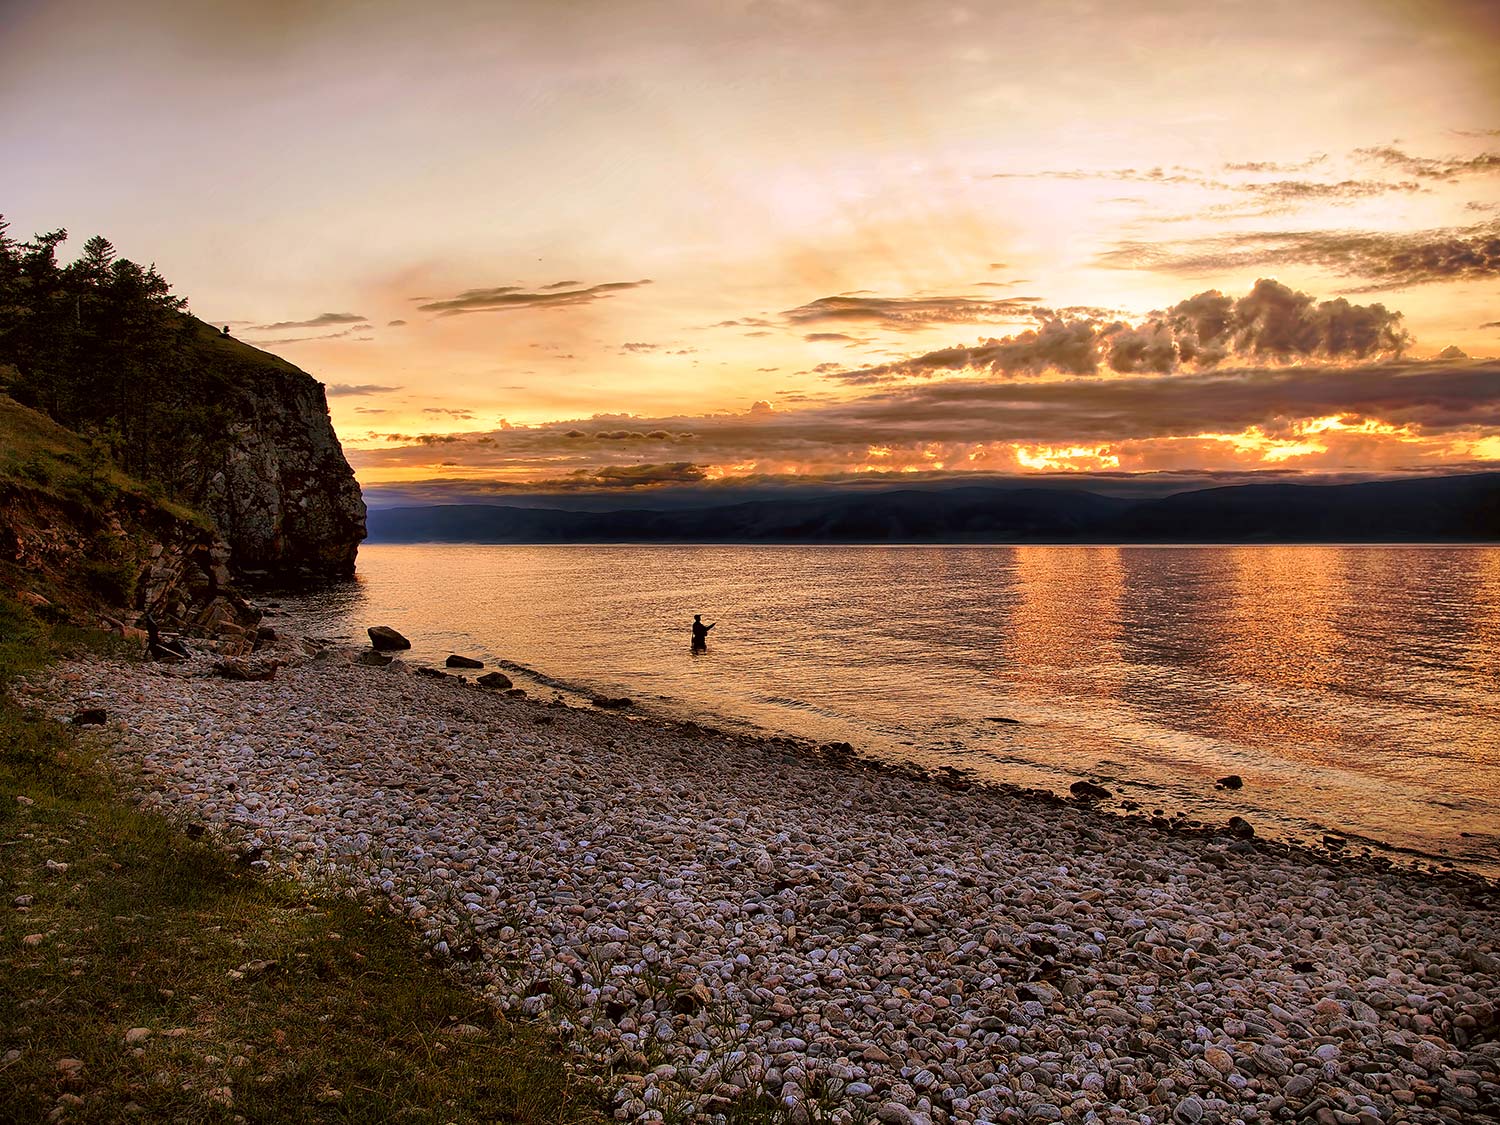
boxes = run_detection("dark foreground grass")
[0,597,605,1124]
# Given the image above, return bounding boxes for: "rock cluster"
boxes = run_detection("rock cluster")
[29,654,1500,1125]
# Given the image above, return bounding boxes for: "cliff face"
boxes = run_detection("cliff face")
[180,321,366,580]
[0,394,260,649]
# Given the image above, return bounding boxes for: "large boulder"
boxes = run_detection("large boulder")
[446,654,483,668]
[476,671,513,689]
[367,625,410,650]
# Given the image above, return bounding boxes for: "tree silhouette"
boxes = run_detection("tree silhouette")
[0,218,214,488]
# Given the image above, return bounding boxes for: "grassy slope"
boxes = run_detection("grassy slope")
[0,605,604,1122]
[0,391,214,618]
[0,390,205,529]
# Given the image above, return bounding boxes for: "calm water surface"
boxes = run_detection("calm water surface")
[278,544,1500,877]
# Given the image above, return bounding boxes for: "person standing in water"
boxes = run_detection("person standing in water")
[691,613,715,650]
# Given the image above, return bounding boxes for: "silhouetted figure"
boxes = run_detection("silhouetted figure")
[221,325,230,336]
[691,613,715,651]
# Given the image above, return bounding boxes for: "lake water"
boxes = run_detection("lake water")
[276,544,1500,877]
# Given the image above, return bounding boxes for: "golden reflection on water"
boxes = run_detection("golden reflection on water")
[1475,549,1500,687]
[1009,547,1124,701]
[1217,547,1349,755]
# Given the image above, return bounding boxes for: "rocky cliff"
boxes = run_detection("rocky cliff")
[179,320,366,580]
[0,393,260,650]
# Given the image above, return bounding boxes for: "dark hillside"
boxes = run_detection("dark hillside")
[0,390,258,646]
[0,219,364,579]
[366,475,1500,543]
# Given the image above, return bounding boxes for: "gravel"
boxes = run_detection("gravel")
[27,649,1500,1124]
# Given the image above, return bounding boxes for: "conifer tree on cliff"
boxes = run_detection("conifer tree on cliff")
[0,217,223,492]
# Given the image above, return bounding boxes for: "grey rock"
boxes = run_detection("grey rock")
[367,626,411,651]
[194,330,366,578]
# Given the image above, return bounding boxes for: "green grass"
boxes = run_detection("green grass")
[0,391,209,530]
[0,597,605,1124]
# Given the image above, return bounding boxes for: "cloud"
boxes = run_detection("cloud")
[553,428,693,441]
[251,324,373,345]
[992,166,1218,187]
[1354,146,1500,180]
[804,332,861,342]
[386,318,407,327]
[249,311,367,331]
[707,317,777,329]
[1222,156,1328,173]
[368,432,467,445]
[415,279,652,317]
[782,293,1042,331]
[1480,320,1500,329]
[424,407,475,418]
[326,383,402,396]
[1099,221,1500,291]
[620,341,659,352]
[1241,179,1422,202]
[828,281,1408,384]
[350,359,1500,486]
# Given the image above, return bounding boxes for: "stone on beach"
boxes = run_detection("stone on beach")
[213,659,276,681]
[1217,774,1244,790]
[366,625,410,650]
[476,671,513,689]
[1069,780,1111,801]
[446,654,484,669]
[22,651,1500,1125]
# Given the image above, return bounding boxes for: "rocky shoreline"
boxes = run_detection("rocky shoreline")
[24,644,1500,1125]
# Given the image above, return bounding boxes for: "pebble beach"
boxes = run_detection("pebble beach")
[26,646,1500,1125]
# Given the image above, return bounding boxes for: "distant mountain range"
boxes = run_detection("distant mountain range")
[367,473,1500,544]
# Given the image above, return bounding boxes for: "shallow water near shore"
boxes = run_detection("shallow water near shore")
[276,543,1500,876]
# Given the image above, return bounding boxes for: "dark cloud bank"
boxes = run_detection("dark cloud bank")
[353,281,1498,506]
[832,279,1410,384]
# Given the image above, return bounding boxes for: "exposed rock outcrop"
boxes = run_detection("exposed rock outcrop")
[182,322,366,579]
[0,394,260,652]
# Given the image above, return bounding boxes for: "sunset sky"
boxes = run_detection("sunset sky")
[3,0,1498,499]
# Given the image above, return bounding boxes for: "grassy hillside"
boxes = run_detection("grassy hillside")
[0,388,218,618]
